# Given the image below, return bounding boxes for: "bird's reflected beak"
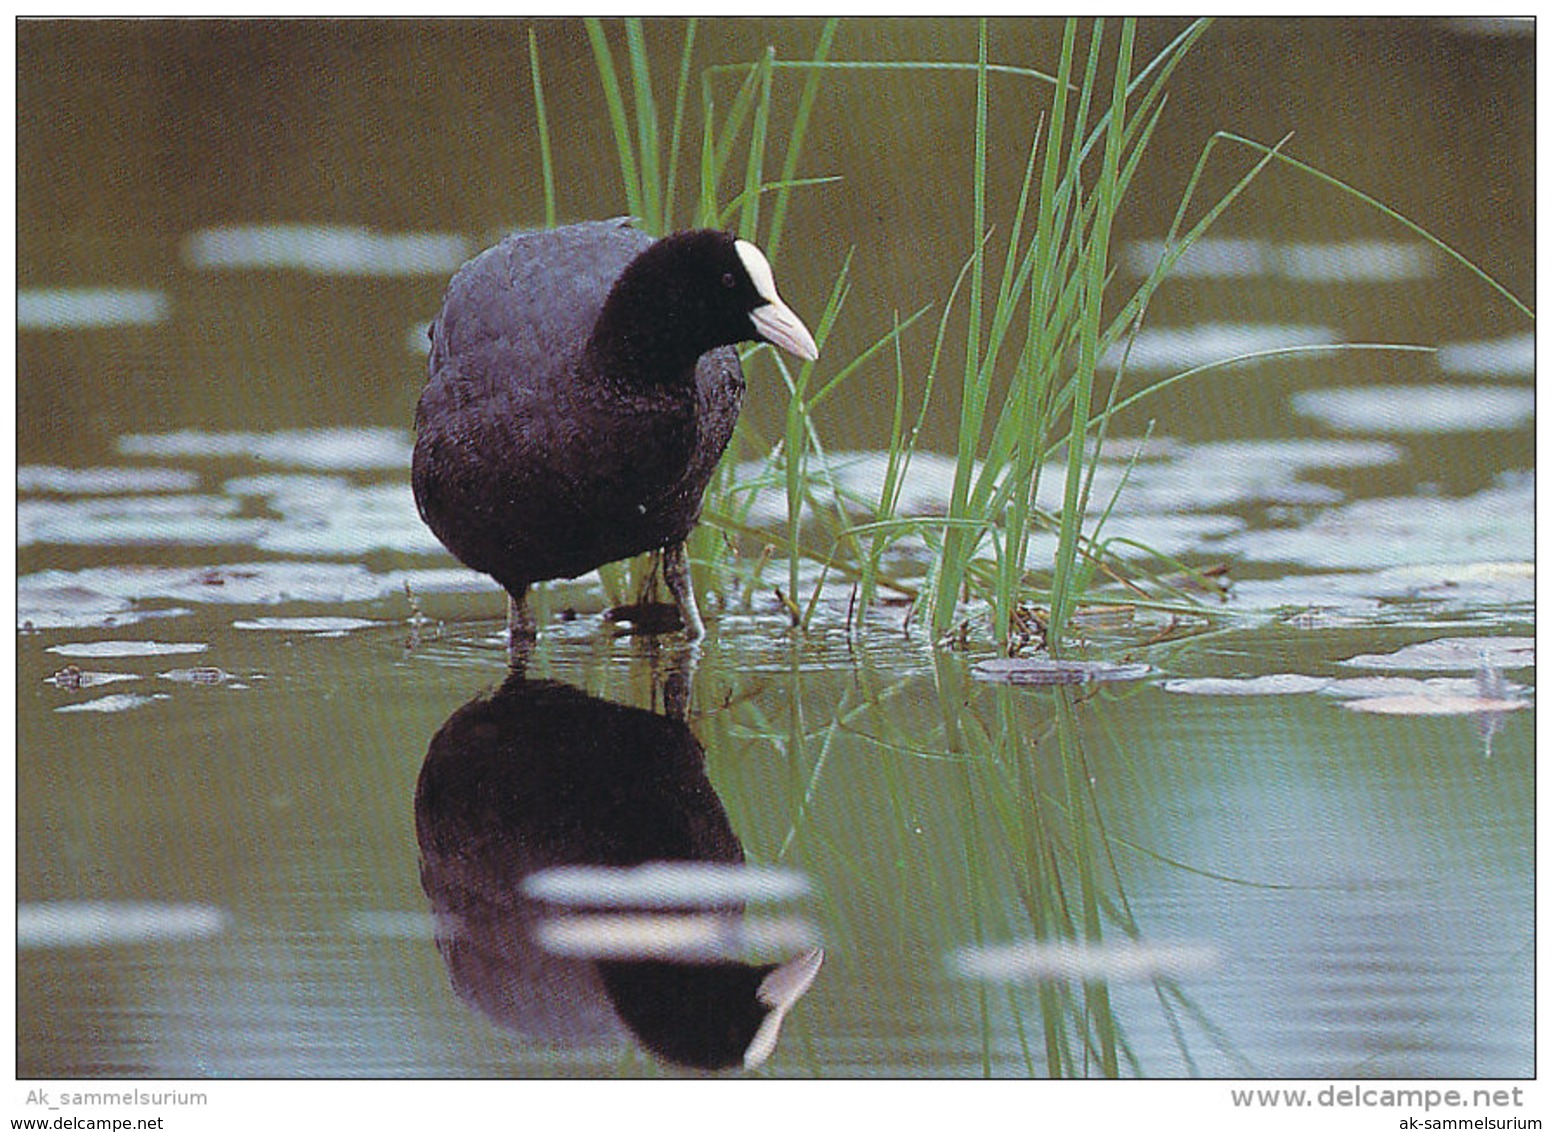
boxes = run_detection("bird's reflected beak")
[751,299,819,362]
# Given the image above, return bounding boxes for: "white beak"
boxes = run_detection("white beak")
[751,299,819,362]
[736,238,819,362]
[743,947,825,1069]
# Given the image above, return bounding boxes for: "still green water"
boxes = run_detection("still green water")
[17,17,1533,1078]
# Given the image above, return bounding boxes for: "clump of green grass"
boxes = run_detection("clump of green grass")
[890,17,1266,655]
[530,17,1530,651]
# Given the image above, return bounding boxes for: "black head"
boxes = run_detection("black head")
[591,229,818,377]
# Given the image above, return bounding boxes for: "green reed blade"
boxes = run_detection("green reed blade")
[623,19,662,231]
[527,29,556,227]
[584,18,643,225]
[660,18,698,228]
[767,18,839,257]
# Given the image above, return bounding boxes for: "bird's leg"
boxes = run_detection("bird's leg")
[661,542,706,642]
[506,587,538,662]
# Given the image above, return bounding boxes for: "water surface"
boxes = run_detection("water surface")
[17,17,1533,1079]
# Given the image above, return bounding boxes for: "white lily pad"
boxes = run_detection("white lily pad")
[1342,695,1530,716]
[1101,321,1339,372]
[18,495,265,548]
[231,616,379,634]
[1161,674,1333,696]
[534,912,820,962]
[18,287,169,329]
[1338,636,1534,672]
[17,901,229,948]
[118,427,412,471]
[1321,675,1521,700]
[524,863,812,908]
[952,938,1219,981]
[18,466,200,494]
[55,692,172,714]
[1436,333,1535,378]
[1222,474,1533,569]
[47,640,209,658]
[1293,384,1535,433]
[1275,240,1436,282]
[183,223,470,276]
[973,658,1153,685]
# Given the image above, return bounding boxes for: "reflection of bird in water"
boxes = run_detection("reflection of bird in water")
[414,673,821,1071]
[411,219,817,647]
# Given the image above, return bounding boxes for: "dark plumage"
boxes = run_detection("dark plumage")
[412,219,817,643]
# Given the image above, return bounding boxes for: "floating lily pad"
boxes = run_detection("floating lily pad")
[17,287,169,329]
[952,939,1219,982]
[1367,561,1535,605]
[731,438,1404,540]
[19,494,265,547]
[17,901,229,948]
[232,616,380,634]
[55,692,171,714]
[1098,439,1399,515]
[18,563,488,616]
[1275,240,1436,282]
[1223,474,1533,569]
[17,581,141,631]
[534,912,820,963]
[1293,384,1535,433]
[1321,675,1522,700]
[1437,332,1535,378]
[1122,238,1435,283]
[1228,559,1535,620]
[1274,607,1377,629]
[238,477,443,556]
[183,223,470,276]
[1161,674,1333,696]
[1021,513,1245,565]
[1341,695,1530,716]
[1100,321,1339,372]
[47,640,209,658]
[1338,636,1534,672]
[1123,237,1268,278]
[118,427,412,471]
[18,465,200,494]
[972,658,1153,685]
[524,863,812,908]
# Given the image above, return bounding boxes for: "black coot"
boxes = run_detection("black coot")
[412,219,818,643]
